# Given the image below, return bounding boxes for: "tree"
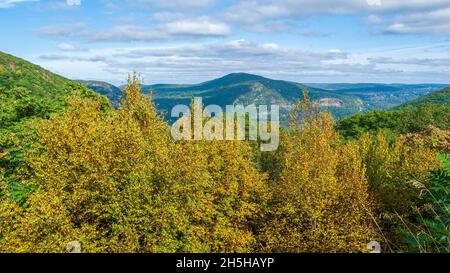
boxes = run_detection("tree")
[0,74,269,253]
[260,91,376,252]
[357,131,439,251]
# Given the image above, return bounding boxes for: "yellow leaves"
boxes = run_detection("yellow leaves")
[0,151,8,159]
[0,75,269,253]
[260,108,376,253]
[170,139,269,253]
[0,82,443,253]
[0,76,174,253]
[355,131,441,250]
[0,189,81,253]
[361,131,438,214]
[0,64,6,73]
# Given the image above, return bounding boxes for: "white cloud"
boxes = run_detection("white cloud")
[39,17,231,42]
[66,0,81,6]
[57,42,85,51]
[30,39,387,84]
[0,0,38,8]
[386,8,450,34]
[365,15,382,24]
[222,0,450,35]
[152,12,185,22]
[39,23,86,38]
[246,0,450,15]
[98,0,215,11]
[33,39,450,84]
[366,0,381,7]
[369,56,450,67]
[90,25,170,42]
[165,18,230,37]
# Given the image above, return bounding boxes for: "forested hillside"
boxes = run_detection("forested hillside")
[141,73,364,121]
[0,53,448,253]
[399,88,450,108]
[0,51,109,123]
[78,80,122,106]
[0,51,109,205]
[336,89,450,141]
[77,75,448,124]
[308,83,448,111]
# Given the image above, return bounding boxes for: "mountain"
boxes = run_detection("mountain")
[307,83,449,111]
[399,88,450,109]
[306,83,449,91]
[1,51,73,130]
[141,73,365,122]
[78,80,122,106]
[2,51,446,128]
[0,51,107,200]
[0,51,106,128]
[0,51,73,104]
[336,88,450,139]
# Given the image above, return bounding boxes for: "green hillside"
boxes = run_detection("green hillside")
[308,83,448,111]
[91,75,449,125]
[399,88,450,109]
[142,73,364,122]
[0,51,105,126]
[0,51,108,203]
[0,53,448,253]
[0,52,70,97]
[0,52,69,127]
[78,80,122,106]
[336,88,450,140]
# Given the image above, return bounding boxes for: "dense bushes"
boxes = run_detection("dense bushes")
[0,76,269,253]
[260,112,376,252]
[403,153,449,253]
[0,76,446,253]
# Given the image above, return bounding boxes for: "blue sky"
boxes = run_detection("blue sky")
[1,0,450,85]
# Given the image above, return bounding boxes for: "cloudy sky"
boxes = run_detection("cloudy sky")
[1,0,450,85]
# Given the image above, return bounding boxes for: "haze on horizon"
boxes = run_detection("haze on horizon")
[1,0,450,86]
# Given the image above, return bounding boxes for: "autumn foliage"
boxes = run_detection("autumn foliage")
[0,75,445,253]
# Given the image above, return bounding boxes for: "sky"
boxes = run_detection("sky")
[1,0,450,85]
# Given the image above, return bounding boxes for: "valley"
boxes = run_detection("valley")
[79,73,448,123]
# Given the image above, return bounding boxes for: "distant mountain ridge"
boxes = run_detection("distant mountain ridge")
[77,80,122,106]
[308,83,449,111]
[306,83,449,91]
[140,73,364,121]
[399,88,450,109]
[84,73,450,122]
[336,88,450,139]
[1,51,448,124]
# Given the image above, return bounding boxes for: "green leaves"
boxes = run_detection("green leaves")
[337,103,450,140]
[437,153,450,172]
[403,153,450,253]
